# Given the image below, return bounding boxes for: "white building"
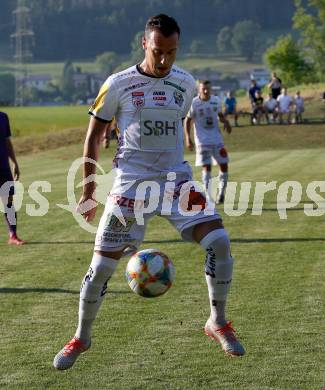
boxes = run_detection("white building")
[19,74,52,90]
[250,68,270,87]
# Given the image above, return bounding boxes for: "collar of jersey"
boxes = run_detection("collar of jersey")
[136,64,171,79]
[199,96,211,102]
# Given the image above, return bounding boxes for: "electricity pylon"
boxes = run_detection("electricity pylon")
[11,0,34,106]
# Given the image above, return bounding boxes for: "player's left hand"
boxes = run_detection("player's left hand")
[13,163,20,180]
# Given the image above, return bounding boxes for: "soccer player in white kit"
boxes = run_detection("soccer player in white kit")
[184,80,231,204]
[53,14,245,370]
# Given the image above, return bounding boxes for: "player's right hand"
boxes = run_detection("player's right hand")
[76,194,97,222]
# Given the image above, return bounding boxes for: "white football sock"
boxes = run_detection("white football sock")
[75,253,119,343]
[202,170,212,198]
[218,172,228,197]
[200,229,233,326]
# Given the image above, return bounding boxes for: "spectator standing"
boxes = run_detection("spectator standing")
[248,79,261,107]
[268,72,282,99]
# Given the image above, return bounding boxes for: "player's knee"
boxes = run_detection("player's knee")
[95,249,123,260]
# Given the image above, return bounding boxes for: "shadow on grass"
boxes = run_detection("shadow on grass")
[0,287,131,294]
[24,241,94,245]
[0,287,79,294]
[144,237,325,244]
[232,237,325,243]
[244,207,306,212]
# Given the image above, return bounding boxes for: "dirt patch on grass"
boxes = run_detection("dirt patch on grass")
[13,127,87,156]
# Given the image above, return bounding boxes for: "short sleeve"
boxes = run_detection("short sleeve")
[187,102,195,118]
[182,79,196,118]
[89,76,118,122]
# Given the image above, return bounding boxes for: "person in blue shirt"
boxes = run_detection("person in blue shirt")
[0,111,25,245]
[223,91,238,126]
[248,79,261,107]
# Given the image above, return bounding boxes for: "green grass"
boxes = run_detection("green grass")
[176,56,262,74]
[0,124,325,388]
[0,105,89,137]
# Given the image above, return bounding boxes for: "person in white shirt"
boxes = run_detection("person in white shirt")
[53,14,245,371]
[294,91,304,124]
[264,92,278,122]
[184,80,231,204]
[277,87,293,124]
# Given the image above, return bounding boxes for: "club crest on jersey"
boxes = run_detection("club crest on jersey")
[173,90,184,107]
[132,92,145,107]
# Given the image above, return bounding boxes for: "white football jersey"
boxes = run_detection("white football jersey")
[90,64,196,178]
[188,95,223,146]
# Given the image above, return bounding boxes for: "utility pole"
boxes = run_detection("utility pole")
[11,0,34,106]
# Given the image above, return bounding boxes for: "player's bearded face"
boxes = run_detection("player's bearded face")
[142,30,178,77]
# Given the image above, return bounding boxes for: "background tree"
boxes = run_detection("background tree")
[231,20,261,61]
[189,39,204,55]
[293,0,325,79]
[60,60,75,101]
[0,73,15,105]
[130,31,144,63]
[217,26,233,53]
[0,0,297,61]
[96,51,119,76]
[264,34,315,86]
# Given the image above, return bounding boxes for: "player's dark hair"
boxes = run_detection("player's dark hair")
[199,80,211,85]
[145,14,180,38]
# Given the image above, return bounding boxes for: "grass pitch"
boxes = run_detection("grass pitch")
[0,119,325,389]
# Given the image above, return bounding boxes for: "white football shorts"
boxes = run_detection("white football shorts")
[195,144,229,166]
[94,171,221,254]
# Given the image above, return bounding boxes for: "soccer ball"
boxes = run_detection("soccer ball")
[125,249,175,298]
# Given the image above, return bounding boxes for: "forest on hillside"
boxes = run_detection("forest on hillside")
[0,0,296,60]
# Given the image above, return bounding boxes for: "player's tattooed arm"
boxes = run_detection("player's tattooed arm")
[184,116,194,151]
